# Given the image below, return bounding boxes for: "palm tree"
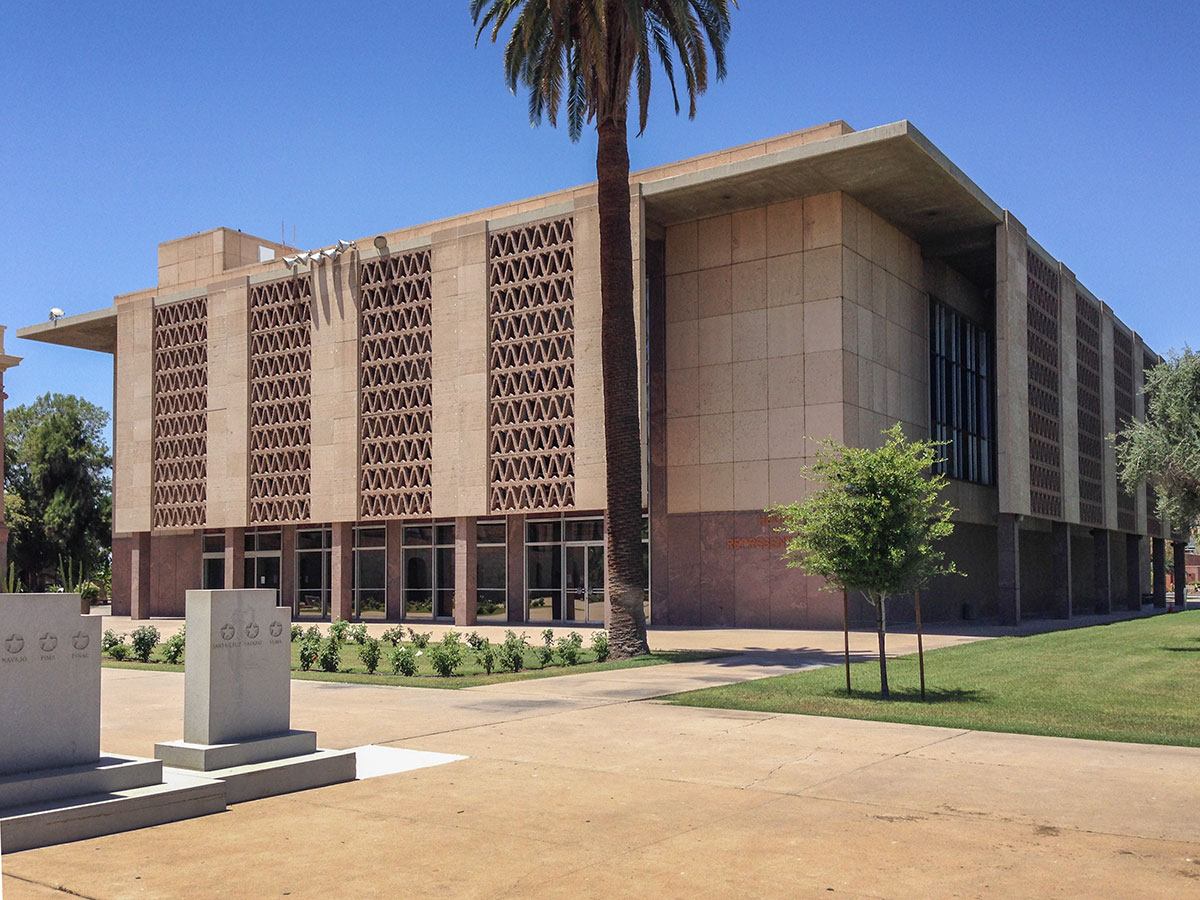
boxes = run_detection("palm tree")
[471,0,735,657]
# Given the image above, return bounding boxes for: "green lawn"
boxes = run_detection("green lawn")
[102,638,724,689]
[663,610,1200,747]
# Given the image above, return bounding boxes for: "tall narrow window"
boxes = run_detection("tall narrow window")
[930,299,994,485]
[476,521,508,622]
[402,523,455,619]
[353,526,387,620]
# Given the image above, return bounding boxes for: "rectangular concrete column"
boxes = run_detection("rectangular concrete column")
[1093,530,1112,614]
[331,522,354,622]
[646,237,669,627]
[224,527,245,589]
[1173,541,1187,610]
[1125,534,1143,610]
[1152,537,1166,608]
[994,218,1032,518]
[454,516,478,627]
[279,525,295,613]
[997,514,1021,625]
[130,532,152,620]
[385,520,403,620]
[506,514,525,623]
[1057,266,1081,524]
[1099,315,1119,532]
[1051,521,1073,618]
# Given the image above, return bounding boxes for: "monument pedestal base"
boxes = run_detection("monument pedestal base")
[173,748,358,803]
[0,755,162,810]
[0,764,226,854]
[154,730,356,804]
[154,730,318,771]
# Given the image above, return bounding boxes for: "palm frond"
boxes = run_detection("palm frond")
[472,0,734,138]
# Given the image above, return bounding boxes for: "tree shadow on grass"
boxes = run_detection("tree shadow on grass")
[833,686,990,704]
[1163,636,1200,652]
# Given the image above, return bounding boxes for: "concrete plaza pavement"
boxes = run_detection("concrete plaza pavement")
[3,623,1199,898]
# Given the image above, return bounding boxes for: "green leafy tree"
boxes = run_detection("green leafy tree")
[471,0,736,658]
[1115,348,1200,534]
[770,424,958,698]
[4,393,112,589]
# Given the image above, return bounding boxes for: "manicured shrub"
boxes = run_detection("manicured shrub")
[537,628,556,668]
[360,636,382,675]
[318,636,341,673]
[390,645,418,677]
[102,629,125,653]
[466,631,487,652]
[556,631,584,666]
[349,623,369,645]
[590,630,610,663]
[499,630,528,673]
[407,628,431,649]
[163,627,186,665]
[475,638,497,675]
[130,625,161,663]
[108,643,131,661]
[381,626,405,646]
[291,624,303,643]
[299,631,321,671]
[428,631,464,677]
[328,619,350,644]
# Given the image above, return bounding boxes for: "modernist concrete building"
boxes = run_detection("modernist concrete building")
[20,120,1186,628]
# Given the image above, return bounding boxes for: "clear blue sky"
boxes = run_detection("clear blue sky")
[3,1,1197,447]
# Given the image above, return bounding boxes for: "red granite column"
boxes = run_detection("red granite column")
[1172,540,1187,611]
[279,525,295,613]
[506,514,525,623]
[1093,529,1113,614]
[130,532,152,619]
[454,516,477,627]
[224,527,245,589]
[331,522,354,622]
[1051,521,1073,618]
[385,520,403,620]
[1125,533,1143,611]
[1151,537,1166,608]
[997,514,1021,625]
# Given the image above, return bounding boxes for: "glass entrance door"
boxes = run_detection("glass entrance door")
[565,544,605,624]
[244,555,281,601]
[295,550,328,619]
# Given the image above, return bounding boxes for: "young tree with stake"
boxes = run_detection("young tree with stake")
[770,424,958,699]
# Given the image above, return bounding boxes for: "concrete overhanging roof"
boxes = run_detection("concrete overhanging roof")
[641,121,1005,279]
[17,306,117,354]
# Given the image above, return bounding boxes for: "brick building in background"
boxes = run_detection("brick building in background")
[20,120,1187,628]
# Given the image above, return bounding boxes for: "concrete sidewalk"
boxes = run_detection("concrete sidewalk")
[91,601,1187,648]
[4,631,1199,898]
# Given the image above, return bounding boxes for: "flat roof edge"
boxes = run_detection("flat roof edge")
[639,120,909,197]
[641,119,1006,224]
[18,306,117,354]
[900,121,1005,222]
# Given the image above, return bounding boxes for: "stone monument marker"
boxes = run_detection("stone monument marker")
[1,593,225,853]
[0,594,101,776]
[185,588,292,745]
[155,589,355,799]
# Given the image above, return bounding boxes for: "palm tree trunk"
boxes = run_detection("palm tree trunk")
[595,114,649,658]
[875,596,890,699]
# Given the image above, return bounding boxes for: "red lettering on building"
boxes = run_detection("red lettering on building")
[725,536,787,551]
